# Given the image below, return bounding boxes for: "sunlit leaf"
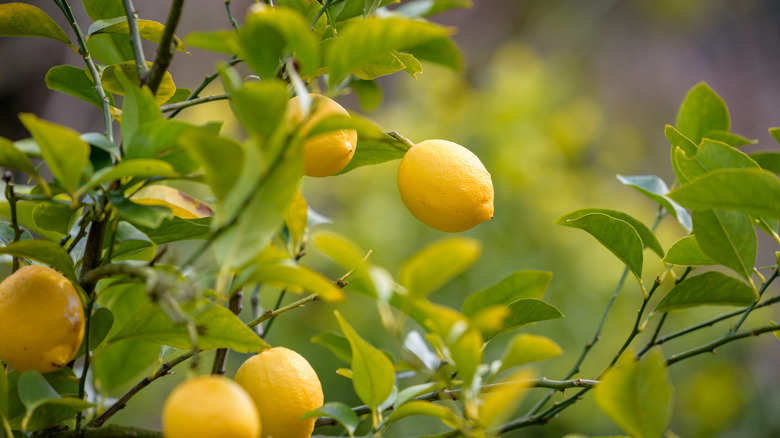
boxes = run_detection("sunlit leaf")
[301,402,360,437]
[0,240,76,281]
[669,168,780,219]
[0,3,72,47]
[479,369,534,431]
[100,61,176,105]
[246,262,344,302]
[178,129,243,201]
[31,201,72,235]
[131,185,212,220]
[77,159,178,198]
[18,114,89,197]
[109,191,173,229]
[110,303,269,352]
[654,271,755,313]
[88,17,187,53]
[557,208,663,258]
[675,82,729,144]
[311,331,352,363]
[45,65,109,110]
[560,212,644,288]
[662,235,716,266]
[395,0,473,17]
[692,210,756,282]
[399,236,481,297]
[462,270,551,317]
[351,79,383,112]
[675,139,758,182]
[705,130,755,147]
[334,311,396,412]
[327,17,453,86]
[616,174,692,231]
[116,72,163,146]
[386,400,457,428]
[497,334,562,376]
[184,30,237,54]
[483,298,563,340]
[594,350,673,438]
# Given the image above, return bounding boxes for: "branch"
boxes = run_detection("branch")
[144,0,184,94]
[211,291,243,375]
[122,0,148,78]
[168,57,240,119]
[53,0,113,143]
[160,93,229,113]
[313,378,599,428]
[248,293,320,329]
[666,324,780,366]
[2,172,23,271]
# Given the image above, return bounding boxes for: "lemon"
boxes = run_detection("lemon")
[235,347,324,438]
[162,375,260,438]
[0,266,85,373]
[397,139,494,232]
[287,94,357,177]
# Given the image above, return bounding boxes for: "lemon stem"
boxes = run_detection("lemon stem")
[387,131,415,150]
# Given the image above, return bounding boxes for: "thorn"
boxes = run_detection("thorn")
[2,171,12,183]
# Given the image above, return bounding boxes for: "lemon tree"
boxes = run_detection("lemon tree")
[0,1,778,438]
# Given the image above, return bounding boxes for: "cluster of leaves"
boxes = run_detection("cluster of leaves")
[0,1,779,438]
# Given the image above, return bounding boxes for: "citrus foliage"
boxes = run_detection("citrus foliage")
[0,1,778,438]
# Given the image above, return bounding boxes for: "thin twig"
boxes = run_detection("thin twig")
[211,291,243,375]
[122,0,148,78]
[53,0,113,143]
[225,0,240,31]
[730,268,780,333]
[160,94,229,113]
[666,324,780,365]
[144,0,184,94]
[168,57,240,119]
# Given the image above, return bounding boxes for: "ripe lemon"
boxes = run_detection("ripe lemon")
[162,375,260,438]
[287,94,358,177]
[0,265,85,373]
[397,139,494,232]
[235,347,324,438]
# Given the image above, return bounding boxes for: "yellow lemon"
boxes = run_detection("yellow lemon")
[0,266,84,373]
[235,347,324,438]
[162,375,261,438]
[397,139,494,232]
[287,94,358,177]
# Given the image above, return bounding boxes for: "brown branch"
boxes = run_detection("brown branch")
[144,0,184,94]
[31,425,162,437]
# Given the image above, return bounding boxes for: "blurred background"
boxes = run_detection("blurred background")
[2,0,780,436]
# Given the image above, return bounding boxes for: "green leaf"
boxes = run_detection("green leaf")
[334,311,396,412]
[399,236,481,297]
[666,124,697,184]
[497,334,562,376]
[77,159,178,198]
[336,133,409,174]
[311,331,352,363]
[75,306,114,358]
[81,0,133,64]
[394,51,424,78]
[386,400,457,427]
[238,5,318,79]
[115,72,163,146]
[134,216,211,244]
[87,17,187,53]
[662,235,716,266]
[669,168,780,218]
[245,262,345,302]
[177,131,242,202]
[750,151,780,175]
[125,119,213,174]
[110,303,269,352]
[184,30,237,54]
[229,80,289,145]
[300,402,360,438]
[108,221,154,261]
[351,79,383,112]
[557,208,664,258]
[691,210,756,282]
[6,368,79,431]
[101,61,177,105]
[404,36,461,71]
[559,213,644,288]
[45,65,108,109]
[0,137,49,196]
[31,201,72,234]
[0,3,72,47]
[675,82,729,144]
[17,371,93,432]
[594,350,673,438]
[705,130,755,147]
[654,271,755,314]
[327,17,452,86]
[0,240,76,281]
[334,0,397,20]
[109,191,172,229]
[675,139,758,182]
[18,114,89,197]
[351,52,406,80]
[312,231,370,284]
[461,270,551,317]
[211,142,302,269]
[395,0,473,17]
[483,298,564,340]
[616,175,692,231]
